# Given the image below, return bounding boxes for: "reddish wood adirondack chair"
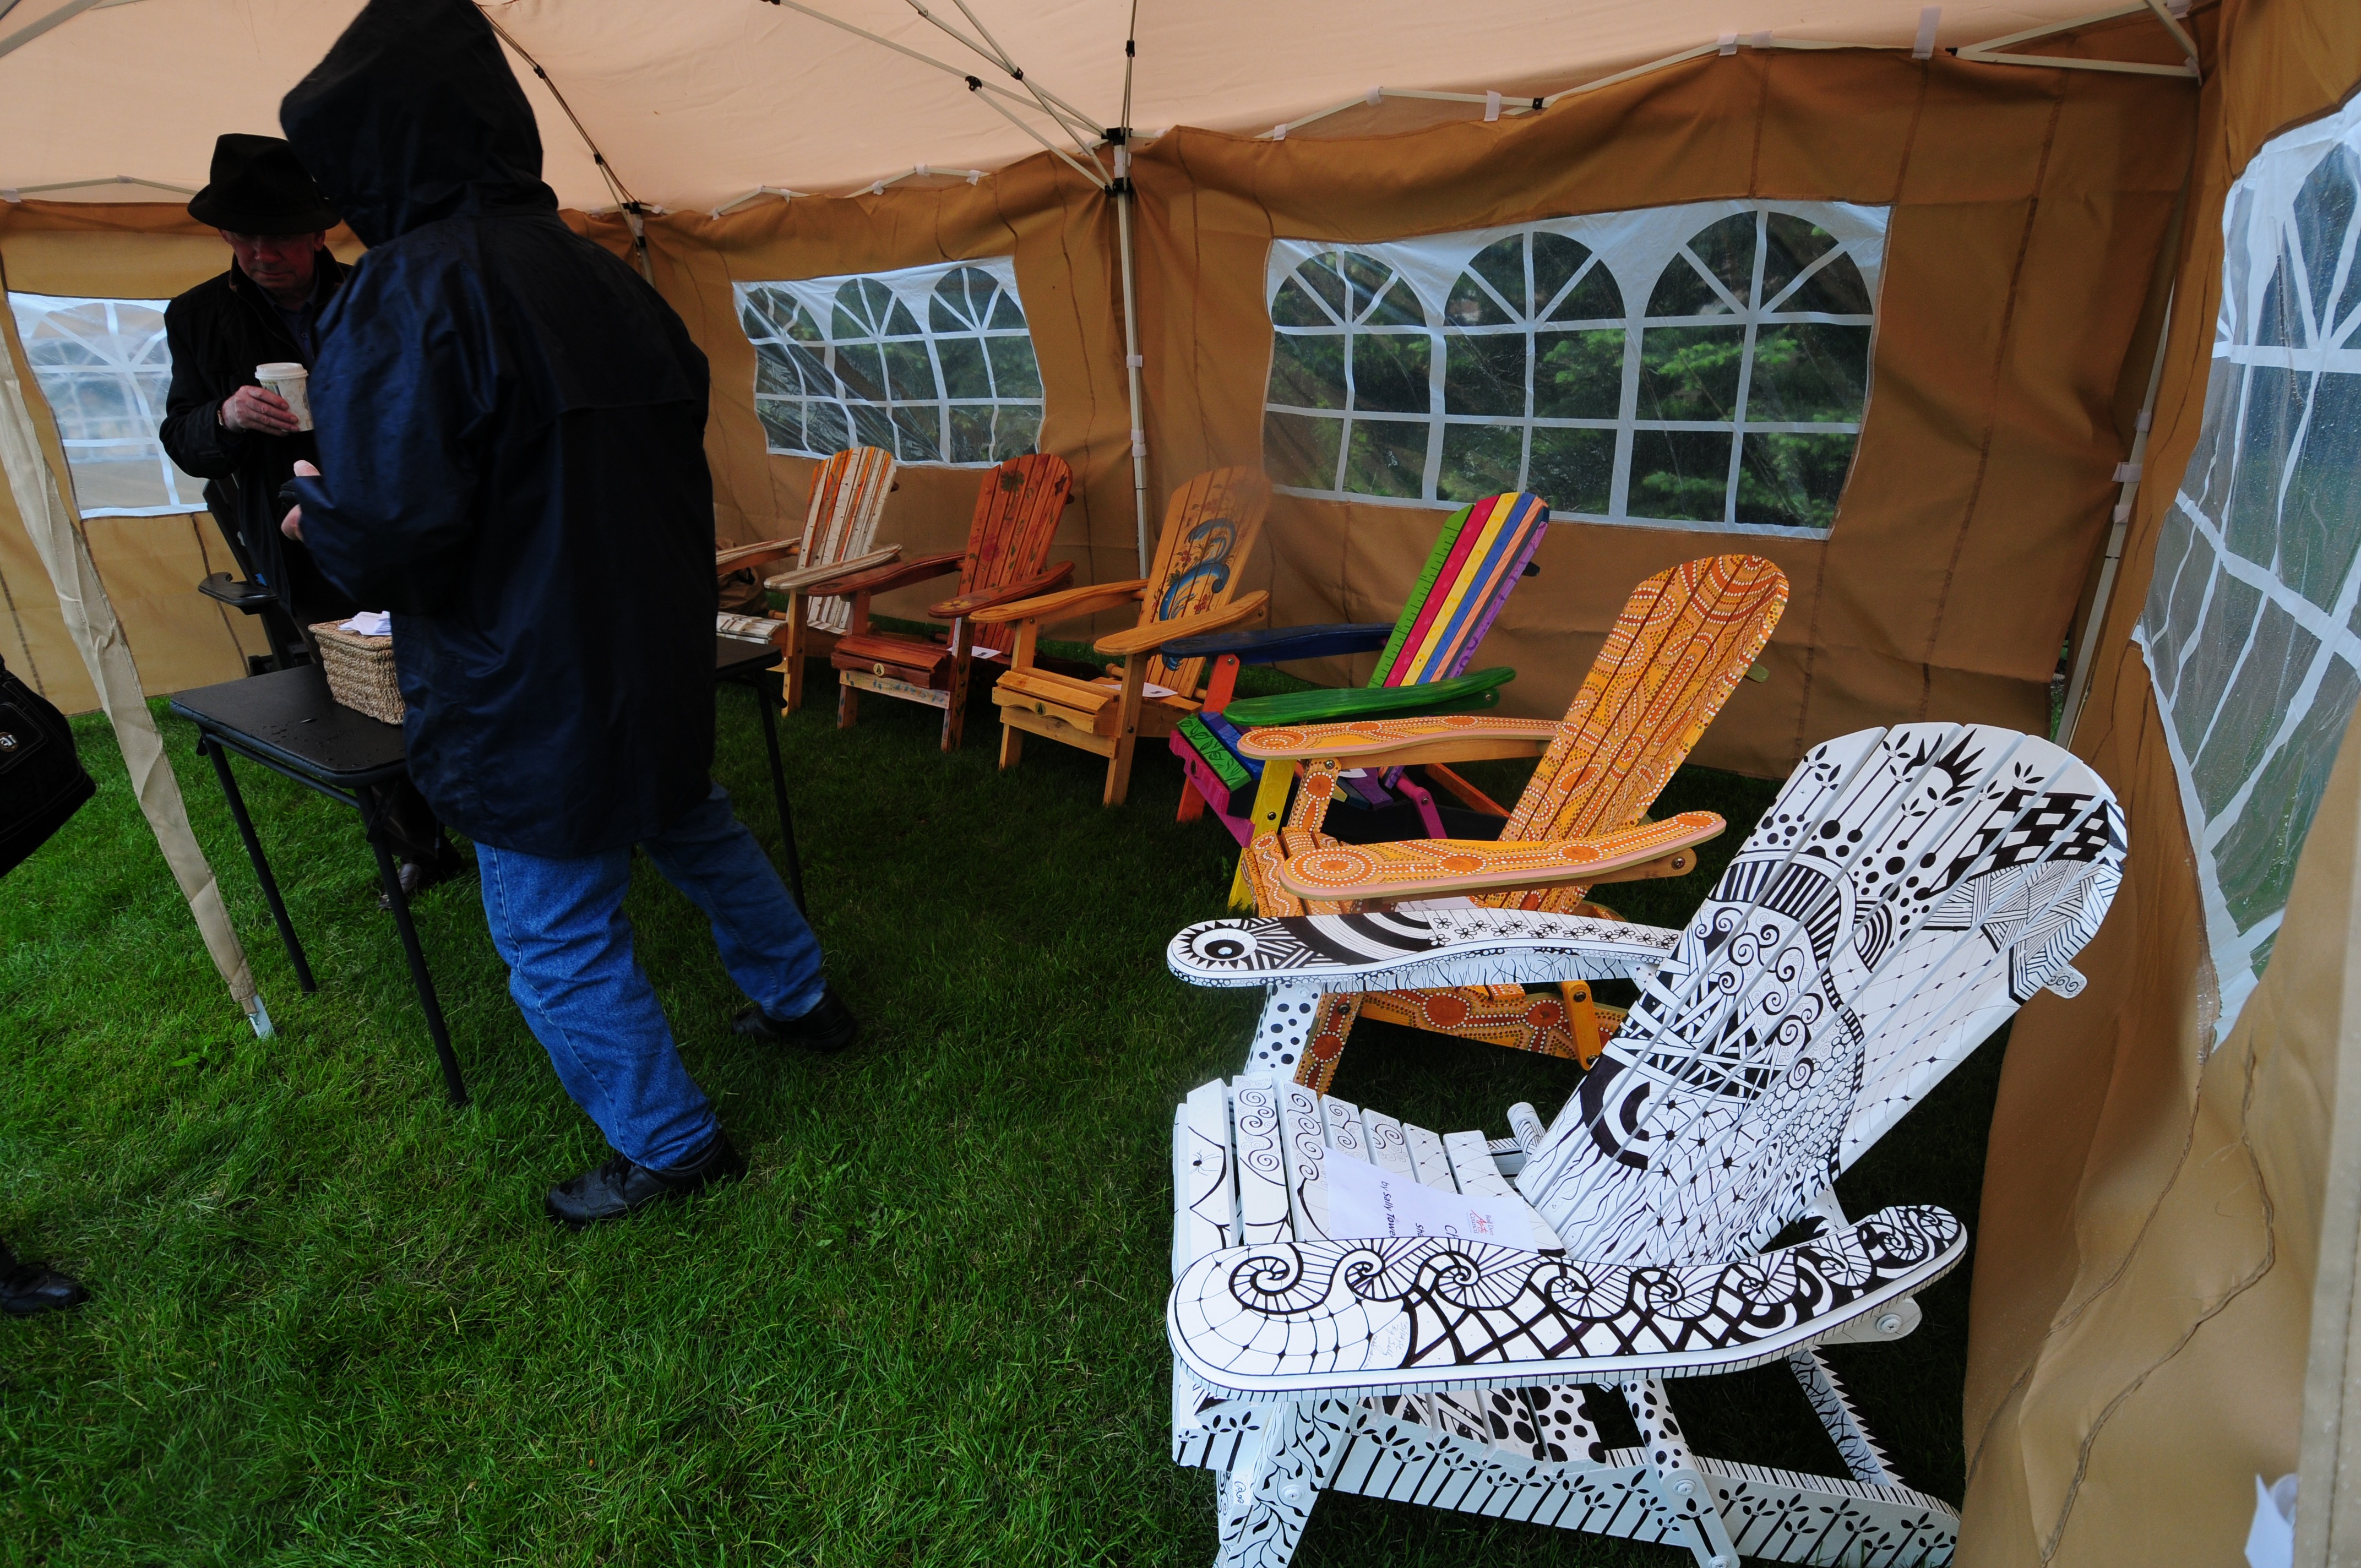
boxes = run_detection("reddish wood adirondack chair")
[1237,553,1790,1090]
[816,453,1075,751]
[977,469,1273,807]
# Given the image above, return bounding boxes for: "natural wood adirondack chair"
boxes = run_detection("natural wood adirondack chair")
[763,445,902,711]
[816,453,1074,750]
[1234,554,1788,1089]
[977,467,1274,807]
[1162,491,1553,850]
[1161,722,2128,1568]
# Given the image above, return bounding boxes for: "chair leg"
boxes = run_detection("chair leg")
[836,678,859,730]
[998,717,1024,770]
[1213,1397,1347,1568]
[1177,780,1208,824]
[1289,994,1362,1093]
[1246,982,1328,1078]
[779,597,809,714]
[942,622,972,752]
[1104,652,1147,808]
[1623,1378,1740,1568]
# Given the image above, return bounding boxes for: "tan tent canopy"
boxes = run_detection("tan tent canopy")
[0,0,2182,208]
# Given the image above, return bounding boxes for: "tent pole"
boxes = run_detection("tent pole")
[0,278,269,1036]
[1116,1,1148,576]
[1116,178,1149,576]
[2060,286,2174,748]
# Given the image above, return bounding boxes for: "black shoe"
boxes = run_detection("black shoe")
[731,987,860,1053]
[2,1259,89,1317]
[379,845,475,910]
[543,1133,747,1231]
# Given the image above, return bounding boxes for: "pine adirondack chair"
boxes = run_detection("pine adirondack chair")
[1161,491,1552,850]
[977,467,1274,807]
[763,445,902,712]
[1161,722,2128,1568]
[818,453,1075,750]
[1233,554,1788,1089]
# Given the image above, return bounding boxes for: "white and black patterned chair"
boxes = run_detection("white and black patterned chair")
[1161,723,2126,1568]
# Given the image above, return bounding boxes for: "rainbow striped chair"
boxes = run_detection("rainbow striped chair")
[1163,492,1552,851]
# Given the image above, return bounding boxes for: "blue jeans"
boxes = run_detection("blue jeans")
[476,781,826,1171]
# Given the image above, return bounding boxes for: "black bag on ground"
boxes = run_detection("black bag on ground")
[0,654,96,878]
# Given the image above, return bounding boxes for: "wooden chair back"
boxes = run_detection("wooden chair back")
[1513,722,2126,1266]
[1489,554,1788,912]
[797,446,898,635]
[961,454,1073,654]
[1139,468,1273,699]
[1366,491,1551,689]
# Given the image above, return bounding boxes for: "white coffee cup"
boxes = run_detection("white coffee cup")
[255,362,313,432]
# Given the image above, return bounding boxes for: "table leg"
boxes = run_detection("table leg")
[359,792,469,1108]
[200,733,316,993]
[752,677,806,913]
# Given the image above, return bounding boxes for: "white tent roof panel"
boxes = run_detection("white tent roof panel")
[1,0,2134,213]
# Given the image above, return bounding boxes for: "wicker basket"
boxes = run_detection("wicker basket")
[310,620,406,724]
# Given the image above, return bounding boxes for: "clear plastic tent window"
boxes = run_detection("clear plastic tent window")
[2135,93,2361,1044]
[1261,201,1886,533]
[736,258,1044,468]
[8,293,205,518]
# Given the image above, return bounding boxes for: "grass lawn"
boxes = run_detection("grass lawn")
[1,661,2012,1566]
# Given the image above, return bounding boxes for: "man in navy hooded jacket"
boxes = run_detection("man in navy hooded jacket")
[279,0,858,1226]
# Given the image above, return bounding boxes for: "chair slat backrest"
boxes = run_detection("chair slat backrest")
[1141,468,1274,698]
[1513,723,2126,1267]
[1367,492,1551,690]
[798,446,898,635]
[1489,554,1788,913]
[961,454,1073,655]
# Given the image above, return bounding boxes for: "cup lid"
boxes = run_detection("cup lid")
[255,361,307,378]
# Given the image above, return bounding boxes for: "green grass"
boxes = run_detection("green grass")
[1,667,2009,1566]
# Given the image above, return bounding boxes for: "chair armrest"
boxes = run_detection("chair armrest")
[1166,907,1681,992]
[1095,591,1270,656]
[1237,712,1563,768]
[1222,667,1514,729]
[929,561,1075,619]
[1275,812,1724,905]
[1167,1204,1966,1398]
[716,537,800,574]
[806,551,961,599]
[971,578,1148,627]
[1156,622,1395,665]
[764,545,901,596]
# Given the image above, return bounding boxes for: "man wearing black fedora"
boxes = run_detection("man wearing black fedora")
[159,132,465,898]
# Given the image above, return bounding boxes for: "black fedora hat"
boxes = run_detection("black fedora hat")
[186,133,340,234]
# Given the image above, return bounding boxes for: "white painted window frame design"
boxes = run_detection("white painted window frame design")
[1262,200,1887,536]
[8,292,204,518]
[2133,93,2361,1044]
[735,257,1044,469]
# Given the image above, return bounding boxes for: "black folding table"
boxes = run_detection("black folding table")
[170,636,803,1108]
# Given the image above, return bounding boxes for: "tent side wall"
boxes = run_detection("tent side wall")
[1961,1,2361,1561]
[608,153,1147,621]
[0,203,362,706]
[1131,37,2195,777]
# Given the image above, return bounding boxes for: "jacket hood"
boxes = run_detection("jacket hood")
[280,0,557,248]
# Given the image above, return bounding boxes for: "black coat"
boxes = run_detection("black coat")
[158,255,360,627]
[281,0,717,858]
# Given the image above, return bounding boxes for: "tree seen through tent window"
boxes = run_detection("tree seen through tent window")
[7,293,206,517]
[1261,201,1884,533]
[736,259,1043,467]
